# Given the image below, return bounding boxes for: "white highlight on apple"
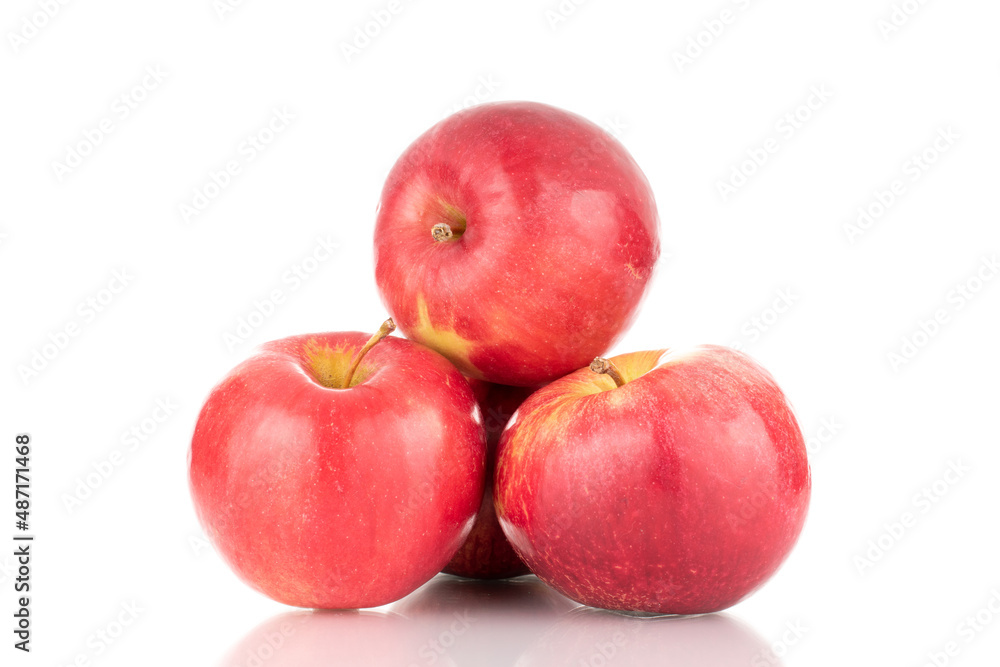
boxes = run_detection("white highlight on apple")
[877,0,933,41]
[843,126,959,244]
[6,0,72,54]
[16,268,135,386]
[853,459,970,575]
[178,106,295,223]
[886,254,997,372]
[671,0,756,73]
[61,398,178,514]
[715,85,833,202]
[917,589,1000,667]
[223,235,340,352]
[50,65,168,183]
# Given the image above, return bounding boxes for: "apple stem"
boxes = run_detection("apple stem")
[342,318,396,388]
[590,357,626,388]
[431,223,454,242]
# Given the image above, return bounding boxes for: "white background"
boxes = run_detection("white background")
[2,0,999,665]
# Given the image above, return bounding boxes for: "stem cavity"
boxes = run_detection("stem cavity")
[590,357,627,388]
[431,223,454,241]
[342,318,396,388]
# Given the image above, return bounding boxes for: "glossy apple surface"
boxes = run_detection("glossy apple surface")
[374,101,660,386]
[189,328,486,609]
[443,382,534,579]
[494,346,810,614]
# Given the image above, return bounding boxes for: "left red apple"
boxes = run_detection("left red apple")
[188,319,486,609]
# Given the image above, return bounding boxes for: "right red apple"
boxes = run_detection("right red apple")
[494,345,810,614]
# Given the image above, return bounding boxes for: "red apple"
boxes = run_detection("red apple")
[189,320,486,609]
[443,381,534,579]
[373,101,660,387]
[494,346,810,614]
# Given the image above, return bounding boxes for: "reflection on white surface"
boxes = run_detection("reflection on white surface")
[217,608,421,666]
[390,575,580,666]
[515,606,785,667]
[218,575,782,666]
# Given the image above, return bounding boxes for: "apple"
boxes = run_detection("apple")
[494,346,810,614]
[188,320,486,609]
[373,101,660,387]
[443,381,534,579]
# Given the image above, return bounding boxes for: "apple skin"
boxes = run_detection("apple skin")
[188,331,486,609]
[373,101,660,387]
[443,381,534,579]
[494,346,810,614]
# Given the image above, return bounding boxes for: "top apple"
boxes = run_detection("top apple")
[374,101,660,386]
